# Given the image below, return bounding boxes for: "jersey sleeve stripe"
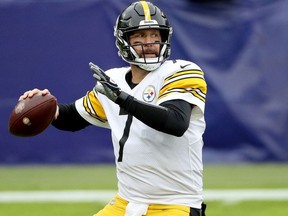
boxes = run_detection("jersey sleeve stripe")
[158,70,207,102]
[158,88,206,102]
[83,90,107,123]
[164,69,204,81]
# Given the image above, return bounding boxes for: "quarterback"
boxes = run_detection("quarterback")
[19,1,207,216]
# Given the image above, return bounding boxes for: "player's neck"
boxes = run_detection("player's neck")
[125,71,137,89]
[130,65,149,84]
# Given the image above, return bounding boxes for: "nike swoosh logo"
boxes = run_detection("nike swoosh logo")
[180,64,191,69]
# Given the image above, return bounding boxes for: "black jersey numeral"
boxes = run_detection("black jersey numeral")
[118,114,133,162]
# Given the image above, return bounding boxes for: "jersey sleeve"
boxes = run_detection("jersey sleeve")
[157,67,207,119]
[75,90,110,128]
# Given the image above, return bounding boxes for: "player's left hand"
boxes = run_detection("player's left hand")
[89,62,128,104]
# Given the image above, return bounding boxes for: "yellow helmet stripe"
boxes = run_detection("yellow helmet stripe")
[140,1,151,21]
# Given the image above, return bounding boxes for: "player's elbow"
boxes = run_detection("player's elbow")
[173,125,188,137]
[163,121,188,137]
[175,129,187,137]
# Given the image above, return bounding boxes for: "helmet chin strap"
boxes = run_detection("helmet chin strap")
[137,61,161,71]
[129,43,166,71]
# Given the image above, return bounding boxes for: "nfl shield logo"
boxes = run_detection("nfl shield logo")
[143,85,156,102]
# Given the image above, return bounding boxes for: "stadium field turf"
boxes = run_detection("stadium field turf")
[0,164,287,216]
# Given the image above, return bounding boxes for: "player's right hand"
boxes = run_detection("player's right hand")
[18,88,51,101]
[18,88,59,120]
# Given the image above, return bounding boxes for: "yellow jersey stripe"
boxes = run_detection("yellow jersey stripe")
[161,72,206,93]
[164,70,204,83]
[161,76,206,93]
[158,88,206,102]
[159,70,207,102]
[140,1,151,21]
[165,70,204,80]
[83,90,107,122]
[83,94,91,114]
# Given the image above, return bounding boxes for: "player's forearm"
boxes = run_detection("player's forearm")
[119,96,191,137]
[51,103,91,131]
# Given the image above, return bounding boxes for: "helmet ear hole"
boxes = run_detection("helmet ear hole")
[114,1,172,71]
[159,29,168,43]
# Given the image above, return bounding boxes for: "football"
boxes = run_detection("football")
[8,93,57,137]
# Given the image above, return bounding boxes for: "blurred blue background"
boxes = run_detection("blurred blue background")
[1,0,287,164]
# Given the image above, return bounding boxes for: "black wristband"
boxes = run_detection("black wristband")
[115,91,130,105]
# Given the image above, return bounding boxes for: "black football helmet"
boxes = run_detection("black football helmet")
[114,1,173,71]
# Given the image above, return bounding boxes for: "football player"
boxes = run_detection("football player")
[20,1,207,215]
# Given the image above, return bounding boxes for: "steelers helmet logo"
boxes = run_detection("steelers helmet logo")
[143,85,156,102]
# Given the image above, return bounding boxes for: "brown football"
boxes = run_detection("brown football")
[8,93,57,137]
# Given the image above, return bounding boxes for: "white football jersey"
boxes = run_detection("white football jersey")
[75,59,207,208]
